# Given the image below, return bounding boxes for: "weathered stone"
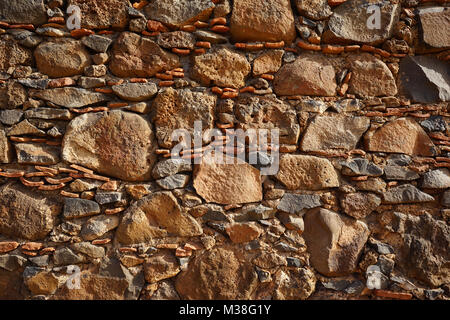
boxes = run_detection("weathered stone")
[63,198,100,220]
[116,191,203,244]
[384,166,420,181]
[340,192,381,219]
[253,50,284,76]
[278,212,304,232]
[194,30,228,44]
[277,194,322,214]
[303,208,370,276]
[34,39,91,78]
[0,0,46,25]
[175,246,258,299]
[156,174,190,190]
[95,192,124,205]
[0,110,23,126]
[301,115,370,152]
[144,253,180,283]
[276,154,339,190]
[274,54,337,96]
[62,110,157,182]
[53,247,85,266]
[340,158,383,177]
[112,82,158,102]
[153,88,216,148]
[144,0,215,29]
[7,119,45,136]
[273,268,316,300]
[348,54,397,97]
[25,108,71,120]
[79,77,106,89]
[0,125,12,163]
[325,0,400,44]
[80,215,120,241]
[24,270,59,295]
[420,116,447,133]
[398,56,450,103]
[191,48,251,89]
[150,280,180,300]
[15,143,60,165]
[157,31,196,49]
[31,87,109,109]
[226,222,263,243]
[0,269,24,299]
[356,177,387,194]
[193,153,263,205]
[419,8,450,48]
[0,39,32,72]
[0,254,27,271]
[81,35,113,53]
[365,118,438,156]
[84,65,107,77]
[71,242,105,258]
[234,95,300,145]
[0,183,59,240]
[230,0,296,43]
[295,0,332,21]
[70,179,101,193]
[68,0,129,29]
[422,169,450,189]
[110,32,180,78]
[0,82,27,109]
[152,158,192,179]
[383,184,434,204]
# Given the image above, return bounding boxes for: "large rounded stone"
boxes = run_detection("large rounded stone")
[62,110,157,182]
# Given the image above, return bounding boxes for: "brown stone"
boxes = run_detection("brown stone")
[31,87,110,109]
[347,53,397,97]
[273,268,316,300]
[275,154,339,190]
[116,191,203,244]
[301,115,370,152]
[303,208,370,276]
[230,0,296,43]
[175,246,258,299]
[68,0,129,29]
[274,54,337,96]
[191,48,251,89]
[0,81,27,109]
[0,125,12,163]
[25,271,59,295]
[193,153,263,205]
[144,253,180,283]
[365,118,438,156]
[110,32,180,78]
[62,110,157,182]
[226,222,263,243]
[340,192,381,219]
[0,183,60,241]
[419,9,450,48]
[0,39,32,72]
[253,50,284,76]
[295,0,332,21]
[34,39,91,78]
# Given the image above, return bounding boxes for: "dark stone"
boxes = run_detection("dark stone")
[63,198,101,219]
[420,116,447,132]
[95,192,124,205]
[340,158,383,177]
[81,35,113,53]
[277,194,322,214]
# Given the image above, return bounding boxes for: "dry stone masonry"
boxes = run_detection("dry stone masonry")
[0,0,449,301]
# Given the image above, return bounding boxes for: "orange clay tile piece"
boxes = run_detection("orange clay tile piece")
[20,177,44,187]
[297,40,321,51]
[70,164,93,174]
[322,45,345,54]
[373,290,412,300]
[265,41,285,49]
[210,25,230,33]
[9,24,34,30]
[0,171,25,178]
[92,239,111,245]
[194,20,209,28]
[60,190,79,198]
[130,78,148,83]
[196,41,211,48]
[156,73,173,80]
[180,25,196,32]
[159,80,175,87]
[70,28,94,38]
[22,242,43,251]
[133,0,149,9]
[260,74,275,81]
[40,247,56,255]
[194,48,206,54]
[38,183,65,191]
[221,91,239,99]
[210,17,227,26]
[172,48,190,55]
[0,241,19,254]
[48,17,65,24]
[94,88,113,94]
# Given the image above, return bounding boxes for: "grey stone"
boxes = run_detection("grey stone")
[383,184,434,204]
[15,143,60,165]
[422,169,450,189]
[384,166,420,181]
[63,198,100,220]
[369,239,394,255]
[156,174,190,190]
[29,255,49,267]
[376,255,395,275]
[286,257,302,268]
[340,158,383,177]
[17,79,48,89]
[95,192,124,205]
[0,254,28,272]
[0,109,23,125]
[81,35,113,53]
[80,215,120,241]
[241,205,277,221]
[31,88,110,109]
[298,100,329,113]
[421,116,447,132]
[25,108,72,120]
[277,194,322,214]
[386,154,412,166]
[70,242,105,258]
[53,248,85,266]
[152,158,192,179]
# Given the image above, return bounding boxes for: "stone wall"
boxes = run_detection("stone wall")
[0,0,449,300]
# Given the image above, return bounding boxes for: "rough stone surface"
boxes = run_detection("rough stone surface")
[112,83,158,102]
[419,9,450,48]
[276,155,339,190]
[31,88,110,109]
[68,0,129,29]
[80,215,120,241]
[277,194,322,214]
[230,0,296,43]
[144,253,180,283]
[253,50,284,76]
[340,192,381,219]
[422,169,450,189]
[63,198,100,219]
[0,0,46,25]
[383,184,435,204]
[0,39,32,72]
[226,222,263,243]
[295,0,331,21]
[62,111,157,182]
[274,268,316,300]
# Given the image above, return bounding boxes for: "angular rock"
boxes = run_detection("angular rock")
[144,0,215,29]
[53,247,85,266]
[95,192,124,205]
[230,0,296,43]
[80,215,120,241]
[191,48,251,89]
[24,108,72,120]
[34,39,91,78]
[275,154,339,190]
[274,54,337,96]
[15,143,60,165]
[234,95,300,145]
[7,120,45,136]
[384,166,420,181]
[194,30,228,44]
[24,270,59,295]
[156,174,190,190]
[365,118,438,156]
[301,115,370,152]
[0,39,32,71]
[0,254,27,271]
[62,110,157,182]
[31,87,110,109]
[340,192,381,219]
[193,153,263,205]
[152,158,192,179]
[273,268,316,300]
[112,82,158,102]
[348,53,397,97]
[63,198,100,219]
[157,31,196,49]
[340,158,383,177]
[110,32,180,78]
[278,212,304,232]
[0,0,46,25]
[325,0,400,44]
[153,88,216,148]
[303,208,370,276]
[398,56,450,103]
[81,35,113,53]
[68,0,129,29]
[144,253,180,283]
[383,184,434,204]
[295,0,332,21]
[277,194,322,214]
[422,169,450,189]
[420,116,447,133]
[0,82,27,109]
[419,8,450,48]
[175,246,258,299]
[70,242,105,258]
[442,190,450,207]
[0,110,23,126]
[253,50,284,76]
[116,191,203,244]
[226,222,263,243]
